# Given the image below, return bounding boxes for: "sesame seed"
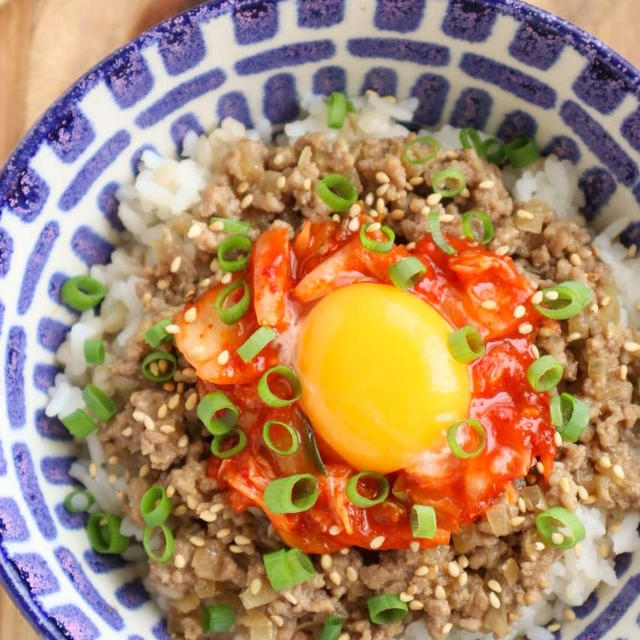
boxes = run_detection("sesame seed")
[284,592,298,605]
[174,554,186,569]
[426,193,442,207]
[534,541,545,551]
[567,332,582,342]
[551,532,565,545]
[370,535,385,549]
[531,291,544,305]
[303,178,312,191]
[488,579,502,593]
[625,341,640,353]
[348,218,360,232]
[599,455,612,469]
[481,299,498,310]
[479,180,495,190]
[519,323,534,335]
[178,435,189,448]
[539,327,556,337]
[510,516,525,527]
[237,181,249,194]
[320,554,332,570]
[189,536,205,547]
[221,272,233,284]
[409,600,424,610]
[235,534,251,546]
[376,171,390,184]
[536,461,545,474]
[409,541,420,553]
[271,615,284,628]
[185,393,198,411]
[157,405,168,420]
[210,220,224,232]
[458,572,468,586]
[513,305,526,318]
[516,209,534,220]
[545,290,559,301]
[184,307,197,323]
[577,486,589,501]
[168,394,181,410]
[329,525,341,536]
[406,242,416,251]
[442,622,453,635]
[332,214,340,223]
[122,427,133,437]
[187,223,202,239]
[518,497,526,512]
[241,194,254,209]
[157,279,170,290]
[132,410,146,423]
[531,345,540,358]
[547,623,561,633]
[329,570,342,586]
[569,253,582,266]
[376,198,387,215]
[457,554,469,569]
[410,176,425,186]
[200,511,217,523]
[348,203,360,218]
[217,350,230,365]
[142,292,152,303]
[434,585,446,600]
[364,193,374,206]
[564,609,576,622]
[108,455,119,465]
[336,634,350,640]
[415,565,430,577]
[160,424,175,434]
[272,154,284,167]
[399,592,413,603]
[495,245,510,256]
[346,567,358,582]
[440,213,455,223]
[230,544,245,554]
[340,547,349,555]
[368,222,382,232]
[216,528,231,539]
[165,485,176,498]
[620,365,629,381]
[460,188,470,198]
[376,183,390,197]
[250,578,262,595]
[613,464,625,479]
[489,592,501,608]
[276,176,286,189]
[170,256,182,273]
[447,562,461,578]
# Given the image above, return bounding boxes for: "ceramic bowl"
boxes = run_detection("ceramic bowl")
[1,1,640,638]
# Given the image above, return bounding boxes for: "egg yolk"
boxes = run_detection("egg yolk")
[296,283,471,474]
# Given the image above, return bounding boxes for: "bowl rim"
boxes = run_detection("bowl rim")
[1,0,639,637]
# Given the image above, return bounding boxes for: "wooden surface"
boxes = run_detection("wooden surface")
[0,0,638,637]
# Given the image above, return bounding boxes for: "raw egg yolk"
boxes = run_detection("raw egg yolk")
[296,283,471,473]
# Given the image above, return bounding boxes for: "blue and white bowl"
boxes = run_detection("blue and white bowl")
[1,1,640,638]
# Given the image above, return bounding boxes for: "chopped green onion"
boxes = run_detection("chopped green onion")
[210,216,252,235]
[550,393,590,443]
[263,420,300,456]
[197,391,238,436]
[432,168,466,198]
[144,319,172,348]
[359,222,395,253]
[264,473,319,514]
[87,512,130,555]
[61,276,106,311]
[447,419,486,459]
[403,136,440,165]
[140,485,171,527]
[316,174,358,213]
[448,325,486,363]
[481,138,506,165]
[346,471,389,508]
[82,384,116,422]
[326,91,351,129]
[367,594,408,624]
[210,429,247,459]
[388,257,427,290]
[527,355,563,392]
[142,523,174,563]
[217,234,252,273]
[237,326,277,363]
[64,489,95,514]
[257,365,302,407]
[263,548,316,591]
[410,504,437,539]
[215,279,250,324]
[61,409,98,438]
[460,128,483,154]
[533,281,594,320]
[301,415,328,476]
[505,136,539,169]
[201,604,235,634]
[535,506,585,549]
[319,617,343,640]
[141,351,177,382]
[428,210,457,256]
[461,211,494,244]
[83,339,105,365]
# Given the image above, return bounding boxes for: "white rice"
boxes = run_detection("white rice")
[47,92,640,639]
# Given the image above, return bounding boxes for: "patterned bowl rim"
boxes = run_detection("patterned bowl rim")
[1,0,640,637]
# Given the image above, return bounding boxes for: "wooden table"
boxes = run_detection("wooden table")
[0,0,638,637]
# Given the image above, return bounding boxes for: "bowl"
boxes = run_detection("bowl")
[1,1,640,638]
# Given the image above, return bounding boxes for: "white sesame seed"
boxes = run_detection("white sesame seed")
[510,516,525,527]
[284,592,298,605]
[513,305,526,318]
[210,220,225,232]
[332,214,340,223]
[346,567,358,582]
[478,180,495,190]
[458,572,468,586]
[368,222,381,232]
[221,272,232,284]
[409,600,424,610]
[495,245,510,256]
[329,570,342,586]
[178,435,189,448]
[217,350,230,365]
[303,178,312,191]
[545,290,559,301]
[442,622,453,635]
[216,528,231,539]
[187,223,202,239]
[250,578,262,595]
[551,532,565,545]
[460,188,470,198]
[531,345,540,358]
[132,410,146,423]
[519,322,533,335]
[578,486,589,501]
[347,218,360,232]
[534,541,545,551]
[440,213,455,223]
[235,534,251,546]
[376,171,390,184]
[613,464,626,479]
[320,554,333,571]
[170,256,182,273]
[184,307,197,323]
[271,615,284,628]
[410,176,424,186]
[531,291,544,304]
[599,455,612,469]
[434,585,446,600]
[560,477,571,493]
[370,535,385,549]
[376,183,390,197]
[547,623,561,633]
[536,461,545,474]
[165,324,180,335]
[415,565,430,577]
[489,592,501,608]
[399,592,413,603]
[569,253,582,266]
[488,579,502,593]
[481,299,498,310]
[447,561,461,578]
[409,541,420,553]
[185,393,198,412]
[122,427,133,437]
[566,331,582,342]
[272,154,284,167]
[518,497,526,513]
[237,181,249,194]
[364,192,374,206]
[189,536,205,547]
[376,198,387,215]
[516,209,534,220]
[624,341,640,353]
[241,194,254,209]
[426,193,442,207]
[620,364,629,381]
[174,554,186,569]
[160,424,175,434]
[457,554,469,569]
[329,525,341,536]
[276,176,286,189]
[143,415,156,431]
[157,279,169,290]
[564,608,577,622]
[336,634,350,640]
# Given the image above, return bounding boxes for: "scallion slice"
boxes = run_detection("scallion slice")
[410,504,437,539]
[482,138,506,165]
[215,279,250,324]
[447,419,486,459]
[403,136,440,165]
[428,210,457,256]
[144,319,172,348]
[527,355,563,392]
[506,136,539,169]
[140,485,171,527]
[263,420,300,456]
[64,489,95,514]
[210,429,247,459]
[535,506,585,549]
[82,384,116,422]
[432,168,466,198]
[210,216,252,235]
[87,512,130,555]
[264,473,319,514]
[201,604,235,634]
[197,391,238,436]
[388,257,427,290]
[447,325,486,363]
[217,234,252,273]
[141,351,177,382]
[142,523,174,563]
[367,594,408,624]
[550,393,589,443]
[258,365,302,407]
[319,617,344,640]
[61,409,98,438]
[83,339,105,365]
[533,281,593,320]
[460,127,483,154]
[346,471,389,508]
[61,276,106,311]
[263,548,315,591]
[237,326,277,363]
[359,222,395,253]
[316,174,358,213]
[326,91,353,129]
[461,211,494,244]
